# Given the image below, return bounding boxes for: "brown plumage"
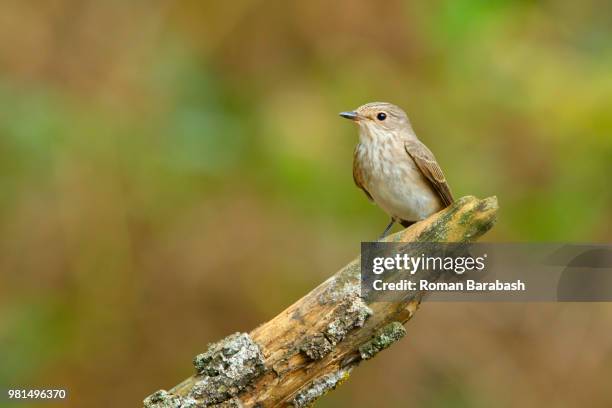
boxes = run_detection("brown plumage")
[404,139,454,207]
[341,102,454,236]
[352,148,373,202]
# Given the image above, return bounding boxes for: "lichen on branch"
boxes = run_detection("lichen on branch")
[145,196,498,408]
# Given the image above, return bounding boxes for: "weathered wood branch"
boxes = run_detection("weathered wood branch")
[144,195,498,408]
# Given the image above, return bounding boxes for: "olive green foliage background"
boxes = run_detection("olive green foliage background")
[0,1,611,407]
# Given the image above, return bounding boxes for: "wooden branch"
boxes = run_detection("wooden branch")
[144,196,498,408]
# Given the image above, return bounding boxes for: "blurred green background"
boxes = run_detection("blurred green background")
[1,1,611,407]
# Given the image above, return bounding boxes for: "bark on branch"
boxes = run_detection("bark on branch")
[144,195,499,408]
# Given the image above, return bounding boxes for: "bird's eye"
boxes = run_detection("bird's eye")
[376,112,387,121]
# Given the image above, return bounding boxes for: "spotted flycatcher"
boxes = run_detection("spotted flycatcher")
[340,102,454,238]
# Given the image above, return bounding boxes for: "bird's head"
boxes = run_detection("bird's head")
[339,102,411,140]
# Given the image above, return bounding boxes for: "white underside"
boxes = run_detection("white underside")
[367,170,441,222]
[357,129,442,222]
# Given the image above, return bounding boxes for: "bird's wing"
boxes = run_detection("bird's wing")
[353,147,373,202]
[404,140,454,207]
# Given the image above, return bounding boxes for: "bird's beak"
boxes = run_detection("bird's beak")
[339,111,361,121]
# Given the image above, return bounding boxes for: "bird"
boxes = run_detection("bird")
[340,102,454,238]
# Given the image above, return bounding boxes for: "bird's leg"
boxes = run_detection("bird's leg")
[378,218,396,240]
